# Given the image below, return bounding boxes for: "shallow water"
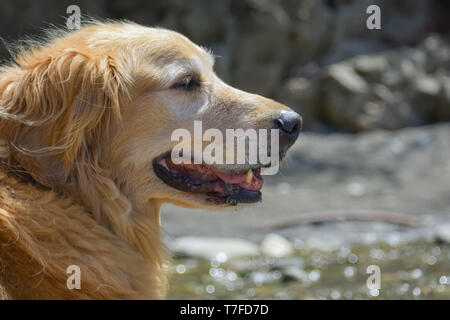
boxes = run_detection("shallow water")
[167,240,449,299]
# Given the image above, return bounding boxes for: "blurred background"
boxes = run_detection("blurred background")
[1,0,449,299]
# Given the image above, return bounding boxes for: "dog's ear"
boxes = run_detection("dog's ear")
[0,48,129,186]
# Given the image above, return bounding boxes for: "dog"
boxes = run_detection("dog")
[0,20,301,299]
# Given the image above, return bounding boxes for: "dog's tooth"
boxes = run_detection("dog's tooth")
[245,169,253,183]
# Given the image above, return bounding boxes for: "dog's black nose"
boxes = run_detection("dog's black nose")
[274,110,302,158]
[275,111,302,135]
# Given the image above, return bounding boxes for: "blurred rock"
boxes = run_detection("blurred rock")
[170,236,259,260]
[280,35,450,131]
[305,238,341,251]
[225,0,292,95]
[282,266,309,283]
[261,233,294,257]
[0,0,449,131]
[273,256,304,269]
[277,77,319,129]
[435,224,450,243]
[327,64,369,93]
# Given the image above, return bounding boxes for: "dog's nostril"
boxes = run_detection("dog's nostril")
[274,111,302,135]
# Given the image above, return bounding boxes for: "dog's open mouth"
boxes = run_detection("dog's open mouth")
[152,153,264,205]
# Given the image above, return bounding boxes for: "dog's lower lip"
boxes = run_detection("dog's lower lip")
[152,153,263,205]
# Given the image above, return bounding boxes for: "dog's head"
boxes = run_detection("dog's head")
[0,21,301,211]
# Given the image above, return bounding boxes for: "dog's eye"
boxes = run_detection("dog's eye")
[172,75,200,90]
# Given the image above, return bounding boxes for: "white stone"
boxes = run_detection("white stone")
[435,223,450,243]
[328,64,368,93]
[171,236,259,260]
[260,233,294,258]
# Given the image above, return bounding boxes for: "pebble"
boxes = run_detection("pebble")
[260,233,295,258]
[435,223,450,243]
[171,236,260,260]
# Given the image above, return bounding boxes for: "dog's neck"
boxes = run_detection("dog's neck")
[65,162,168,296]
[0,151,168,299]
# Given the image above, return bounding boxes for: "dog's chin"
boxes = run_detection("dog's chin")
[152,152,264,206]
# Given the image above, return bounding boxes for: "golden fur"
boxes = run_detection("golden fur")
[0,21,294,299]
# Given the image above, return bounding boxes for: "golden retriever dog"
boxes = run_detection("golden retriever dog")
[0,20,301,299]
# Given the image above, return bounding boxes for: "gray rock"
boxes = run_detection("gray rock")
[260,233,294,258]
[327,64,369,93]
[413,76,441,96]
[1,0,446,106]
[282,266,309,283]
[435,224,450,243]
[170,236,260,260]
[305,238,342,251]
[283,35,450,131]
[277,77,319,128]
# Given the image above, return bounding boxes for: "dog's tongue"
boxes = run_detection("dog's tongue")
[213,170,247,184]
[212,169,263,191]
